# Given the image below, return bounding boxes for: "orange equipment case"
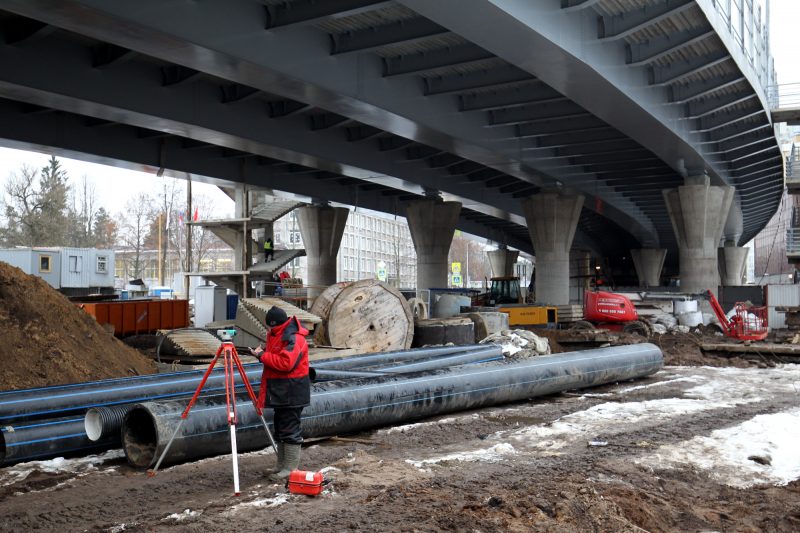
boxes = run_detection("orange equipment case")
[286,470,328,496]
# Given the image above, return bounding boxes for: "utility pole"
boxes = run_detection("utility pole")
[157,213,163,285]
[184,176,192,299]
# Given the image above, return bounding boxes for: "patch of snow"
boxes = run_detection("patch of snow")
[638,407,800,488]
[615,376,699,394]
[319,466,340,474]
[162,509,201,522]
[406,442,516,469]
[229,493,289,512]
[381,414,477,434]
[1,449,124,486]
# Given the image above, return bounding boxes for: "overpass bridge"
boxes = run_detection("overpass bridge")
[0,0,783,303]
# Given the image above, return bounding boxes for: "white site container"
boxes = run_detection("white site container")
[194,285,228,327]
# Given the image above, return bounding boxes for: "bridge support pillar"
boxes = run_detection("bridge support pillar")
[718,242,748,286]
[521,193,584,305]
[296,205,349,301]
[631,248,666,288]
[406,199,462,292]
[487,247,519,277]
[663,176,734,295]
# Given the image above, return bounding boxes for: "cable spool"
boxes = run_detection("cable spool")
[310,280,414,352]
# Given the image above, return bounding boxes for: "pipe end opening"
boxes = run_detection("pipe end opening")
[122,408,157,469]
[85,410,103,442]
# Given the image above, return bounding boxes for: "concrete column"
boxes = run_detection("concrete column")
[406,199,462,292]
[521,193,584,305]
[296,205,349,300]
[631,248,667,288]
[487,247,519,277]
[718,242,748,286]
[663,175,734,294]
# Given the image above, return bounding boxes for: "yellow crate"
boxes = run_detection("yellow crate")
[497,305,558,326]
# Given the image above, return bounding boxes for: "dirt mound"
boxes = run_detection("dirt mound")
[0,262,156,391]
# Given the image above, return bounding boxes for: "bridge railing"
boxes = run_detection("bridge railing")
[708,0,774,93]
[766,83,800,111]
[786,228,800,258]
[786,144,800,191]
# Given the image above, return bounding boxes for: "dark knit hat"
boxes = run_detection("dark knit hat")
[265,306,288,327]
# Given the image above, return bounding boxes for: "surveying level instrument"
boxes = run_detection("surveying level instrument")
[148,328,278,496]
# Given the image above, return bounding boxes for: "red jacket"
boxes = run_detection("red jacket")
[257,316,310,408]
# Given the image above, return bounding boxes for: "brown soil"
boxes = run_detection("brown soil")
[0,262,156,391]
[1,364,797,532]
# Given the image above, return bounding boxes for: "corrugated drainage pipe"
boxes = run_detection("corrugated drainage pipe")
[122,344,663,469]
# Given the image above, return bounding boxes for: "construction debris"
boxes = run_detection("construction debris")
[480,329,551,357]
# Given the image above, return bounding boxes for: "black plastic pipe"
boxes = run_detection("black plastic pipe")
[122,344,663,468]
[0,416,115,466]
[85,346,505,441]
[0,344,488,424]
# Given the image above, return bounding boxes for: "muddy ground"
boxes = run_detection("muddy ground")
[1,350,799,532]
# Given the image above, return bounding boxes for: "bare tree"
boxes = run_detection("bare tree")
[66,175,98,247]
[170,193,223,272]
[118,193,154,280]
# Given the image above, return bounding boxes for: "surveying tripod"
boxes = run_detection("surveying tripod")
[148,329,278,496]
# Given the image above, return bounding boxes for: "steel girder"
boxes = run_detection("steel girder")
[0,0,661,252]
[0,97,542,253]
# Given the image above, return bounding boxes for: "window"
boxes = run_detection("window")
[96,255,108,274]
[290,231,302,244]
[69,255,82,273]
[274,232,281,244]
[39,255,51,273]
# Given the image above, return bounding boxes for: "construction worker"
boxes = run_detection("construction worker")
[264,237,274,262]
[250,306,310,480]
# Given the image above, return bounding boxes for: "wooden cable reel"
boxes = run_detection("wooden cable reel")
[310,280,414,352]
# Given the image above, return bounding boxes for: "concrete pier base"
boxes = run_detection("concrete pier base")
[296,205,349,300]
[521,193,584,305]
[718,244,748,286]
[406,199,462,292]
[487,247,519,278]
[663,175,733,294]
[631,248,666,288]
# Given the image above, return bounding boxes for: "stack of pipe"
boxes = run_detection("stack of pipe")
[0,344,502,466]
[123,344,664,468]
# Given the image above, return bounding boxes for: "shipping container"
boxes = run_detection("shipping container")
[79,299,189,336]
[765,284,800,331]
[0,248,61,288]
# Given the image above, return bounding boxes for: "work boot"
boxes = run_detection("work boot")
[274,443,301,480]
[269,442,285,475]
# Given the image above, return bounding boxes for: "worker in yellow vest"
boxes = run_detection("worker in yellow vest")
[264,237,274,262]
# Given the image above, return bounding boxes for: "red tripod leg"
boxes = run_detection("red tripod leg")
[231,346,279,453]
[148,344,223,476]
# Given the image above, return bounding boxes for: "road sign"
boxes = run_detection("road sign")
[452,274,462,287]
[377,267,387,281]
[451,262,461,274]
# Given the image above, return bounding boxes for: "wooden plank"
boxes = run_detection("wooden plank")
[701,342,800,355]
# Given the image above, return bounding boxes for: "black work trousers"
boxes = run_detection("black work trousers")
[273,406,304,444]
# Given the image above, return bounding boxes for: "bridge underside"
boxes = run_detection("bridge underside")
[0,0,783,273]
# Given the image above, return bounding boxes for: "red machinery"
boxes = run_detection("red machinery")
[581,289,768,342]
[582,290,650,336]
[704,289,768,341]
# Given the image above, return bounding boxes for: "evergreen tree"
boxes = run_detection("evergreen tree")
[1,157,71,246]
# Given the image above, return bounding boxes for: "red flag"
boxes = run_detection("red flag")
[193,207,199,221]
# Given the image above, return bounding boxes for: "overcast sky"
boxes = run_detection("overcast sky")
[0,1,797,218]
